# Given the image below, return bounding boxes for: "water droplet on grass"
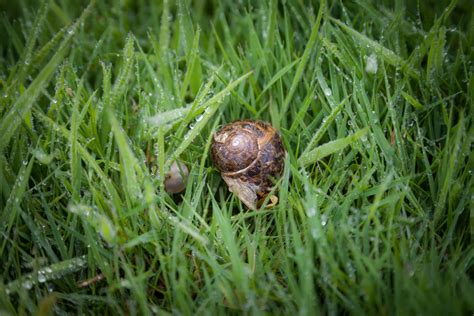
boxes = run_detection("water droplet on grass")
[38,272,46,283]
[311,227,321,240]
[22,280,33,289]
[365,53,378,74]
[321,214,328,226]
[34,148,53,164]
[307,207,316,217]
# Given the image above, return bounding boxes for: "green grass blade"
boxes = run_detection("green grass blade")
[299,128,369,166]
[5,256,87,294]
[0,3,93,152]
[282,0,325,114]
[0,156,34,254]
[303,96,349,155]
[330,17,419,79]
[108,110,143,201]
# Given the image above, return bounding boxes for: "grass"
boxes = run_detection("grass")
[0,0,473,314]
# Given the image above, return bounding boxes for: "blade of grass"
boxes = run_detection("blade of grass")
[302,96,349,155]
[330,17,419,79]
[108,110,143,202]
[281,0,325,114]
[299,128,369,166]
[4,256,87,294]
[0,3,93,152]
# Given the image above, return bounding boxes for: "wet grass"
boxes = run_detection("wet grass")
[0,0,473,314]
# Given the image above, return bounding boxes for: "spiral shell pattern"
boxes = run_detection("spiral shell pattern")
[211,120,285,205]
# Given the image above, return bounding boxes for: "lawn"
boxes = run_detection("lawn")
[0,0,473,314]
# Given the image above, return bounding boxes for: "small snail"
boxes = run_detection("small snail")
[164,160,189,194]
[211,120,285,210]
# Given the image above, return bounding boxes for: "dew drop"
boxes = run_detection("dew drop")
[311,227,320,240]
[307,207,316,217]
[22,280,33,289]
[34,148,53,164]
[38,272,46,283]
[365,53,378,74]
[321,214,328,226]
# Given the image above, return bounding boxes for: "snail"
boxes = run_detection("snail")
[164,160,189,194]
[211,120,285,210]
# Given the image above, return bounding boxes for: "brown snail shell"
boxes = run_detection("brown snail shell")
[164,160,189,194]
[211,120,285,210]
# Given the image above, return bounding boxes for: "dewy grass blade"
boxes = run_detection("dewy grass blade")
[169,67,219,147]
[4,256,88,294]
[299,128,369,166]
[256,58,300,102]
[180,26,202,98]
[302,96,349,155]
[70,83,90,202]
[159,0,170,54]
[14,1,48,83]
[330,17,419,79]
[0,156,34,254]
[434,112,465,225]
[108,110,143,200]
[401,91,424,110]
[0,2,94,152]
[282,0,325,114]
[166,71,253,168]
[148,104,192,128]
[166,215,208,246]
[34,110,123,207]
[110,35,135,111]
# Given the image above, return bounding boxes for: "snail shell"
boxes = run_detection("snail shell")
[211,120,285,210]
[164,160,189,194]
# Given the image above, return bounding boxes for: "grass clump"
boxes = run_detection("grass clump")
[0,0,472,314]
